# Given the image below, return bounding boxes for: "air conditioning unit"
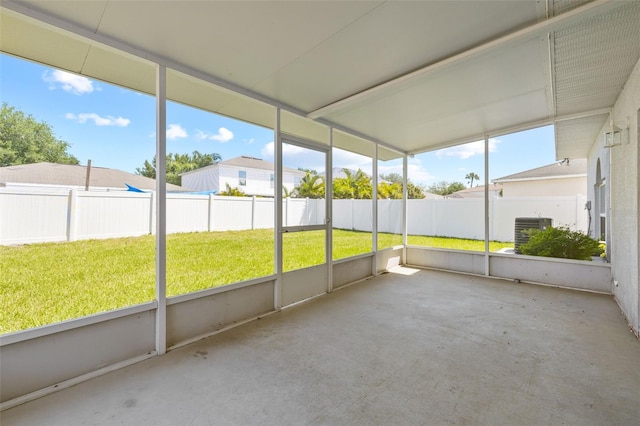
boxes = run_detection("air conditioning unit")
[514,217,553,254]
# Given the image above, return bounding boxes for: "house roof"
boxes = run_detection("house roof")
[181,156,303,176]
[493,158,587,183]
[0,162,186,191]
[3,1,639,159]
[448,185,501,199]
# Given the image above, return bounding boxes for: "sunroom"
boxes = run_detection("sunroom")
[1,1,639,423]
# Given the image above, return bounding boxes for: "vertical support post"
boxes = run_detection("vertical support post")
[326,127,333,293]
[372,145,379,275]
[402,154,408,263]
[351,198,355,230]
[208,193,214,232]
[149,191,156,235]
[284,197,289,227]
[155,65,167,355]
[67,189,78,242]
[252,195,257,230]
[274,108,283,310]
[484,134,490,277]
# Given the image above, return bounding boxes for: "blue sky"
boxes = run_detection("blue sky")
[1,53,557,186]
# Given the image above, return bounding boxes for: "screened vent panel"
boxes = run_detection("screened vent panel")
[553,2,640,117]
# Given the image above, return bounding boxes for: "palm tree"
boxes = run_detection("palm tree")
[292,171,325,198]
[333,168,372,199]
[465,172,480,188]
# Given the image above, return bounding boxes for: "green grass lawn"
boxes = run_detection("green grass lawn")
[408,235,513,252]
[0,229,511,334]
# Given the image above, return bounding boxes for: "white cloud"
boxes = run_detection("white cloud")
[332,148,373,173]
[65,112,130,127]
[167,124,188,140]
[407,158,435,185]
[261,142,325,171]
[43,70,95,95]
[196,127,234,143]
[435,139,499,159]
[377,163,403,179]
[261,141,308,158]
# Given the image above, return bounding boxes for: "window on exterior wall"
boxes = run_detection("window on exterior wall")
[0,54,156,334]
[407,141,486,252]
[164,68,276,297]
[270,173,274,188]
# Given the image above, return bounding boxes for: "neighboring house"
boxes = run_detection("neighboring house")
[0,162,185,193]
[492,158,587,197]
[180,156,305,197]
[448,185,502,199]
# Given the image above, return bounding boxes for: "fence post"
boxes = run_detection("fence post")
[66,189,78,242]
[208,194,215,232]
[284,197,289,227]
[351,198,355,230]
[149,191,156,235]
[489,196,494,241]
[252,196,257,230]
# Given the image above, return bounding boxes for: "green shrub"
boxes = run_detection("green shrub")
[519,226,603,261]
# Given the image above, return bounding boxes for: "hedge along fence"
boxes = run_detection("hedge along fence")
[0,189,587,246]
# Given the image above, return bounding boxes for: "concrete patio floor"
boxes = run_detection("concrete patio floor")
[2,267,639,425]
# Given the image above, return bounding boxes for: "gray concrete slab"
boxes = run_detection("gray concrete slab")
[2,267,639,425]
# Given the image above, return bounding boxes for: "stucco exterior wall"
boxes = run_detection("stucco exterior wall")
[501,176,586,197]
[589,57,640,335]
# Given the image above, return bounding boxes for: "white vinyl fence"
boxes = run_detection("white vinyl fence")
[0,189,586,245]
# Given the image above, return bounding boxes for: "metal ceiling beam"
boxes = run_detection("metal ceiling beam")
[308,0,618,120]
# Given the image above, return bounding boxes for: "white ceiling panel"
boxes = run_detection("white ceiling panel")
[333,130,374,159]
[97,1,384,91]
[82,46,156,96]
[319,36,551,152]
[252,0,544,112]
[0,10,90,73]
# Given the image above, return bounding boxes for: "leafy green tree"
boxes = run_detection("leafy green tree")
[0,103,79,166]
[465,172,480,188]
[218,183,246,196]
[407,183,426,199]
[377,181,403,199]
[136,150,221,185]
[427,181,466,196]
[333,168,372,199]
[292,170,325,198]
[378,172,426,199]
